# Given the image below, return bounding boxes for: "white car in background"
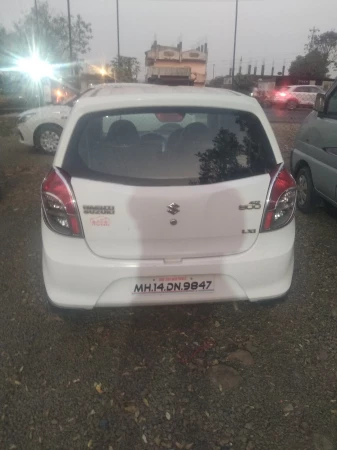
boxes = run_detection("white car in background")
[17,90,87,154]
[17,83,189,154]
[273,85,324,110]
[41,84,297,317]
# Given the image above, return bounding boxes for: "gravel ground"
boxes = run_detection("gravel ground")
[1,118,337,450]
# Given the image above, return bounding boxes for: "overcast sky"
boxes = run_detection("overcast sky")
[1,0,337,79]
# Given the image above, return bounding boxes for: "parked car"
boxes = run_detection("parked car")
[291,80,337,212]
[17,89,89,154]
[17,83,162,154]
[273,85,324,110]
[0,73,39,112]
[41,84,296,316]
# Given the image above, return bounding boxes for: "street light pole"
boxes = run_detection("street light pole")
[34,0,40,40]
[116,0,121,61]
[67,0,73,69]
[231,0,239,89]
[116,0,121,82]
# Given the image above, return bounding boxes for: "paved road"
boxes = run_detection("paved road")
[1,118,337,450]
[264,107,310,124]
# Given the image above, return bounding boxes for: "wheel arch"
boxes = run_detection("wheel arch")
[293,159,311,178]
[287,97,299,107]
[33,123,63,146]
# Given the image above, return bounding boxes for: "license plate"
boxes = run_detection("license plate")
[132,275,214,295]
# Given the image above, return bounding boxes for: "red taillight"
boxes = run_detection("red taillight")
[41,168,83,237]
[261,166,297,232]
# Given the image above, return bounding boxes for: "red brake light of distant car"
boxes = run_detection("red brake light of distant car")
[41,168,83,237]
[155,113,185,122]
[261,166,297,232]
[279,92,287,97]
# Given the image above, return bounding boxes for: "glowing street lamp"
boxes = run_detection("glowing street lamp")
[16,54,53,81]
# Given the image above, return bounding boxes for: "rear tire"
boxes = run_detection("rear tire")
[36,124,62,154]
[287,100,298,110]
[296,166,316,213]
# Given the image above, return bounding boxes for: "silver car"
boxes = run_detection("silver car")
[291,80,337,212]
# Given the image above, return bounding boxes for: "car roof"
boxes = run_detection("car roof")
[74,83,258,113]
[83,83,240,98]
[288,85,319,88]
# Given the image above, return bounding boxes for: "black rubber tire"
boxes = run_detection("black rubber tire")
[36,124,62,154]
[286,100,298,110]
[296,166,316,213]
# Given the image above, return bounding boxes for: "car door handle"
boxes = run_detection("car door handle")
[323,147,337,156]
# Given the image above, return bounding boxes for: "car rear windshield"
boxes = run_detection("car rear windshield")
[63,107,276,186]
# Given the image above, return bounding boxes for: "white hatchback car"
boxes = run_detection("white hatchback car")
[41,84,296,315]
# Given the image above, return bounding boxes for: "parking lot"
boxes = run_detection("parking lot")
[1,116,337,450]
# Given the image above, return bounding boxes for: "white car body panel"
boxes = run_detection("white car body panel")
[42,85,294,309]
[72,174,270,260]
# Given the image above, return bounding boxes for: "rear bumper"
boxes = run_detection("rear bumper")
[42,220,295,309]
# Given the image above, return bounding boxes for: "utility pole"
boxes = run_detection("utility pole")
[308,26,320,50]
[34,0,42,106]
[231,0,239,89]
[67,0,73,71]
[282,59,286,76]
[34,0,39,38]
[116,0,121,62]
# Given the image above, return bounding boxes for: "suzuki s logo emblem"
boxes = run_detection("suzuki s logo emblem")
[167,202,180,215]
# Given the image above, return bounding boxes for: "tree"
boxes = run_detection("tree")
[288,50,329,79]
[111,56,140,82]
[196,128,244,185]
[208,76,225,88]
[0,2,92,66]
[0,26,14,67]
[305,29,337,68]
[233,74,255,94]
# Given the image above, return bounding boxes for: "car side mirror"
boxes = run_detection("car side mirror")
[314,93,326,113]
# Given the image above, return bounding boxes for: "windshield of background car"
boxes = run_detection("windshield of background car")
[63,107,276,186]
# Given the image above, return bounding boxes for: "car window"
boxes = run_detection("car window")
[64,107,276,187]
[327,89,337,116]
[295,86,311,93]
[308,86,319,93]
